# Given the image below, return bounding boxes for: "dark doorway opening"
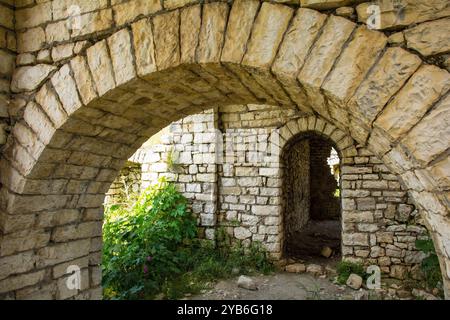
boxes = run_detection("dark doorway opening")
[282,133,341,261]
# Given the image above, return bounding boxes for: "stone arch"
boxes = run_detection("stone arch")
[274,116,349,260]
[0,0,449,299]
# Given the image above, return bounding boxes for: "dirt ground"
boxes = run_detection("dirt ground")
[187,272,364,300]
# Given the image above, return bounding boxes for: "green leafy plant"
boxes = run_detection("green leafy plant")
[336,261,366,285]
[102,178,197,299]
[415,239,442,290]
[102,178,274,300]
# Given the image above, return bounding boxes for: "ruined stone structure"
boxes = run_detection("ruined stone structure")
[0,0,449,300]
[120,107,427,281]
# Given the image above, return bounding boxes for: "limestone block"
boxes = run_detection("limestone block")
[180,5,201,64]
[107,29,136,86]
[0,251,36,281]
[17,27,45,52]
[298,14,354,89]
[15,2,51,29]
[285,263,306,273]
[197,2,229,63]
[70,9,113,38]
[113,0,161,26]
[390,265,407,280]
[273,8,327,78]
[86,40,116,96]
[336,6,355,18]
[45,21,71,43]
[0,50,14,77]
[388,32,404,46]
[23,101,55,145]
[0,270,45,294]
[343,233,369,246]
[430,157,450,189]
[51,43,74,62]
[243,2,294,69]
[131,18,157,77]
[36,209,80,229]
[222,0,260,64]
[16,53,35,66]
[164,0,197,10]
[405,18,450,57]
[375,65,450,141]
[51,222,103,242]
[252,205,278,216]
[0,229,50,256]
[152,10,180,70]
[51,64,82,116]
[37,50,51,64]
[322,26,387,104]
[15,283,56,300]
[348,47,421,126]
[237,275,257,290]
[0,4,13,29]
[36,239,91,268]
[70,56,98,105]
[402,94,450,165]
[35,84,67,128]
[346,273,363,290]
[11,64,55,93]
[234,227,252,240]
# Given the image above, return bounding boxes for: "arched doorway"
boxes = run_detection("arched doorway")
[0,1,449,299]
[282,133,341,261]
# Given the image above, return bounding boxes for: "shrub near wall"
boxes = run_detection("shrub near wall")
[103,178,273,299]
[103,178,197,299]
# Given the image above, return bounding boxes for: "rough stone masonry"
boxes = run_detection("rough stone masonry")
[0,0,449,300]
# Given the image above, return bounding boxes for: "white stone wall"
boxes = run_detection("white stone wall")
[130,108,219,240]
[119,105,429,279]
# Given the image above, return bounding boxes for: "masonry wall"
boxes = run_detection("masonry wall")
[129,108,219,240]
[118,106,429,279]
[282,139,310,238]
[0,0,14,144]
[4,0,450,150]
[2,0,449,300]
[104,161,141,204]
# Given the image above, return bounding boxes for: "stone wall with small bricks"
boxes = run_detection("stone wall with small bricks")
[123,108,429,280]
[129,108,220,240]
[1,0,449,299]
[104,161,141,204]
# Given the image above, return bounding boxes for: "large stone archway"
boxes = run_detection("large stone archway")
[0,0,449,299]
